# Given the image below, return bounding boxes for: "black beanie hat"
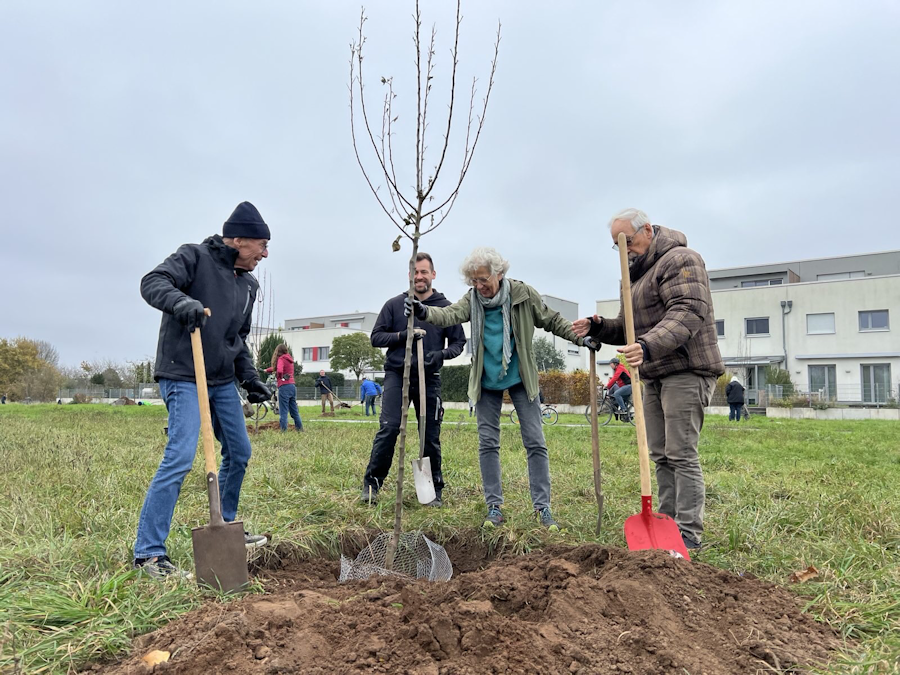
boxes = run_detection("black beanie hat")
[223,202,271,240]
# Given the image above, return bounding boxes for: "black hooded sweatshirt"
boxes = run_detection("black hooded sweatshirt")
[141,235,258,386]
[371,290,466,376]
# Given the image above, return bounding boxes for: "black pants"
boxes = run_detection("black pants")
[728,403,743,421]
[363,370,444,493]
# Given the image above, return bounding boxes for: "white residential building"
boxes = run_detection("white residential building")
[249,296,588,379]
[594,250,900,405]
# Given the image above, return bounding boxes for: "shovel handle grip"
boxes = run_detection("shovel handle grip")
[618,234,652,498]
[416,337,427,461]
[189,309,217,476]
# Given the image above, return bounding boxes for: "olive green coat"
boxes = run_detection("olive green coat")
[424,279,583,403]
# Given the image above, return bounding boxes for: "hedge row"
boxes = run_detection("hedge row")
[439,365,600,406]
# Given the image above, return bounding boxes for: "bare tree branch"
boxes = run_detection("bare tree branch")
[422,21,500,226]
[422,0,461,201]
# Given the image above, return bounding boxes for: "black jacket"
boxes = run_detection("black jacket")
[725,380,746,404]
[315,375,333,395]
[371,290,466,376]
[141,235,258,386]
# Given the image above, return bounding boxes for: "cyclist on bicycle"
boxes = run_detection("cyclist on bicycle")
[606,358,632,415]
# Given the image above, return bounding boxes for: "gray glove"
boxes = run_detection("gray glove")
[583,336,601,351]
[403,296,428,320]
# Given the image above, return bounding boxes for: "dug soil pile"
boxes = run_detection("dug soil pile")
[93,543,844,674]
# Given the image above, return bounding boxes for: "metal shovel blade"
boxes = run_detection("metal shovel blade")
[192,518,249,592]
[624,497,690,559]
[411,456,436,504]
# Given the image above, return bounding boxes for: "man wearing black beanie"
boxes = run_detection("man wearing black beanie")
[133,202,273,579]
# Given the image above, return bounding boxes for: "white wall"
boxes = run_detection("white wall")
[595,274,900,402]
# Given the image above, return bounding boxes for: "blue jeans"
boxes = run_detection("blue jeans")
[612,383,632,412]
[475,383,551,510]
[278,384,303,430]
[364,394,377,416]
[728,403,743,421]
[134,379,253,559]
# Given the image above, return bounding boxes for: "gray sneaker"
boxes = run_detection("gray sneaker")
[360,487,378,505]
[482,505,504,527]
[244,531,268,548]
[133,556,193,580]
[537,507,560,532]
[425,491,443,508]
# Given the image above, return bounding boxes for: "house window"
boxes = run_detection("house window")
[808,365,836,401]
[745,317,770,336]
[817,271,865,281]
[715,320,725,338]
[862,364,891,403]
[318,346,330,361]
[859,310,889,331]
[806,313,835,335]
[741,279,783,287]
[302,347,313,361]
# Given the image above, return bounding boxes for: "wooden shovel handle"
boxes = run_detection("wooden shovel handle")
[189,309,216,476]
[618,234,652,499]
[588,350,603,533]
[415,335,427,461]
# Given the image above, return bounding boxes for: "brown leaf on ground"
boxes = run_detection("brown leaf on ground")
[789,565,820,583]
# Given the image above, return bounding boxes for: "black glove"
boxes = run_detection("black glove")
[424,350,444,369]
[583,336,601,351]
[173,298,207,331]
[403,296,428,320]
[242,379,272,404]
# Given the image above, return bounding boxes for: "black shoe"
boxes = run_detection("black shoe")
[360,487,378,505]
[681,533,701,550]
[425,491,443,508]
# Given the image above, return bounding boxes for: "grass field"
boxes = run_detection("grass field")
[1,403,899,673]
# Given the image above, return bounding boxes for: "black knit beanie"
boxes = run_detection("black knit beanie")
[223,202,271,240]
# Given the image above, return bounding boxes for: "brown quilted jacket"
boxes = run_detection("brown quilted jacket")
[591,225,724,381]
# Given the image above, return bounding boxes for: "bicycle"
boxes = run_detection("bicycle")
[584,385,635,427]
[509,404,559,425]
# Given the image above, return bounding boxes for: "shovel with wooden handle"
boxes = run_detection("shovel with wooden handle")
[189,309,250,592]
[588,349,604,534]
[617,233,691,560]
[411,330,436,504]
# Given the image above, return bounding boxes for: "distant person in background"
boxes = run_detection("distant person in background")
[359,377,383,417]
[266,344,303,431]
[606,357,633,414]
[315,370,334,413]
[726,375,745,422]
[1,393,6,404]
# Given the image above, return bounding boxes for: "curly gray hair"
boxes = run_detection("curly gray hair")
[608,208,651,233]
[459,247,510,285]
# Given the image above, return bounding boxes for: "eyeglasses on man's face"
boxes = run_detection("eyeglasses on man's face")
[611,227,645,251]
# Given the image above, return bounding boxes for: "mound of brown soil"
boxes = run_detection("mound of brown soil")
[93,544,844,674]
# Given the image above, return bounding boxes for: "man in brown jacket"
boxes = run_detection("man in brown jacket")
[575,208,724,550]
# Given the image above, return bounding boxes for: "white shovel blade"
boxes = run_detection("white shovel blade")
[411,457,436,504]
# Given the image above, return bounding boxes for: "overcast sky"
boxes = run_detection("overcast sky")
[2,1,898,368]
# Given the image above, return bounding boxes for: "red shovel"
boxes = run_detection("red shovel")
[617,232,690,560]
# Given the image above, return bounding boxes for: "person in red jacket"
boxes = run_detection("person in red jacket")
[265,344,303,431]
[606,357,632,415]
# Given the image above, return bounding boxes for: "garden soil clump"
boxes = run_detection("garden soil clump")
[92,543,844,674]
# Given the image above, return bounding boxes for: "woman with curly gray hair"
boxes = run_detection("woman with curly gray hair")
[406,247,584,531]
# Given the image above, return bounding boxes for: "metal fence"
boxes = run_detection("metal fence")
[735,383,900,408]
[57,384,358,402]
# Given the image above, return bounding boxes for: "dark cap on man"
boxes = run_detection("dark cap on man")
[223,202,271,240]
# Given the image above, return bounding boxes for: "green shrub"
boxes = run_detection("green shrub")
[295,372,345,388]
[439,365,470,402]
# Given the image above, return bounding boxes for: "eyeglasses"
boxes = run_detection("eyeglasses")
[259,240,269,252]
[467,273,495,287]
[611,228,645,251]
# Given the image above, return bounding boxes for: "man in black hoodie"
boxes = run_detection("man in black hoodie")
[361,252,466,507]
[133,202,273,579]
